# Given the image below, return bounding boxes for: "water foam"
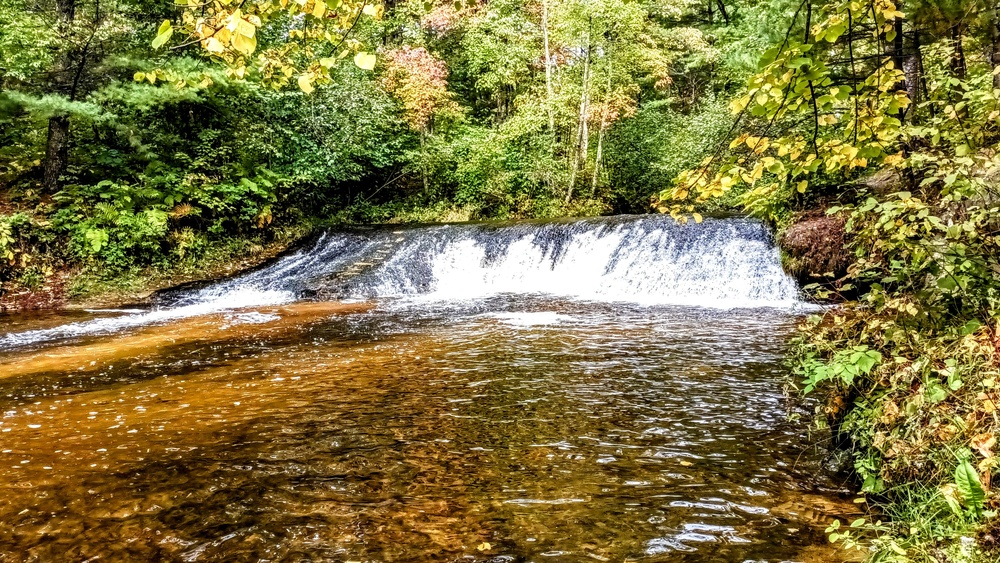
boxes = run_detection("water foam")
[363,217,802,308]
[0,215,806,349]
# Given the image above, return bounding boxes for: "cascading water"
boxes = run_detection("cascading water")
[0,214,804,349]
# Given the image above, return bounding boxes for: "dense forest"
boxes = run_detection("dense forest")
[0,0,770,296]
[3,0,1000,559]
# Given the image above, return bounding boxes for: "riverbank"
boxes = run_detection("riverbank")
[0,225,311,313]
[776,205,1000,561]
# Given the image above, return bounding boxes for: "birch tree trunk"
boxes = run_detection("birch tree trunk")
[566,23,592,204]
[591,59,612,196]
[541,0,555,133]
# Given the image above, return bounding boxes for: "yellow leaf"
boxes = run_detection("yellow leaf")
[354,51,376,71]
[232,32,257,56]
[235,18,256,37]
[796,180,808,193]
[226,8,242,31]
[477,543,491,552]
[298,74,315,94]
[312,1,326,18]
[203,36,226,54]
[692,212,703,223]
[133,71,145,82]
[972,433,996,458]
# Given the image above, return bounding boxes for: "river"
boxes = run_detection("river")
[0,215,857,562]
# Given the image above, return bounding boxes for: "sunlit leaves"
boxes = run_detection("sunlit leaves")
[297,74,315,94]
[653,0,915,218]
[149,0,380,92]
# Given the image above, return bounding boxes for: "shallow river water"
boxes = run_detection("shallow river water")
[0,296,857,562]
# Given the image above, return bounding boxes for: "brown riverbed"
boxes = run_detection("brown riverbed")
[0,297,859,562]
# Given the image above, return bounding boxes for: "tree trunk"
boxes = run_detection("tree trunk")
[419,130,429,195]
[992,4,1000,90]
[951,24,966,79]
[591,59,612,197]
[715,0,729,25]
[591,123,605,197]
[541,0,555,134]
[43,0,78,193]
[566,23,592,204]
[44,116,70,192]
[883,16,906,121]
[903,29,921,118]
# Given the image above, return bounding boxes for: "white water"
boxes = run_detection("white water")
[0,215,807,350]
[387,225,799,307]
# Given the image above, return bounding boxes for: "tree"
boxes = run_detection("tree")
[380,45,460,192]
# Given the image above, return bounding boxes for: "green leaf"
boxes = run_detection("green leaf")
[862,475,884,493]
[955,459,986,516]
[152,20,173,49]
[937,276,958,291]
[960,320,981,336]
[84,229,109,253]
[926,382,947,404]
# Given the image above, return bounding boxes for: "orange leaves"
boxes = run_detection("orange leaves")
[380,47,459,132]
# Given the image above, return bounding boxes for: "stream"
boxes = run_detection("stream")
[0,215,857,562]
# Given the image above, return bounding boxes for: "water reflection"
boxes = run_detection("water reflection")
[0,298,855,562]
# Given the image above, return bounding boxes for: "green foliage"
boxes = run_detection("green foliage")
[605,98,735,212]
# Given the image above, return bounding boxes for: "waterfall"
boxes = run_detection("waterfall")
[0,215,805,349]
